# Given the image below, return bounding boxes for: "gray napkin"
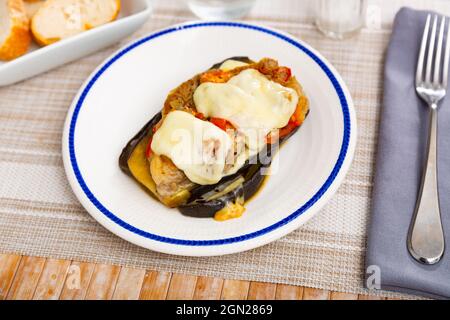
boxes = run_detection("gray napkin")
[366,7,450,299]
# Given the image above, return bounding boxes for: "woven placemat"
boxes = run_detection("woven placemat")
[2,0,449,299]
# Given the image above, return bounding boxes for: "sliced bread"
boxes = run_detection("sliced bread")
[0,0,31,60]
[23,0,45,20]
[31,0,120,46]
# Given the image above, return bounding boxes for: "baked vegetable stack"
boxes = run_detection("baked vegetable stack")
[119,57,309,221]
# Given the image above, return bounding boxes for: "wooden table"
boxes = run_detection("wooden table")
[0,254,392,300]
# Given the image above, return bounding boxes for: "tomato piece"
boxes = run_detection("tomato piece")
[267,121,297,144]
[290,101,305,126]
[145,136,153,158]
[288,97,306,127]
[195,112,205,120]
[274,66,292,83]
[200,70,232,83]
[210,117,230,131]
[279,121,297,139]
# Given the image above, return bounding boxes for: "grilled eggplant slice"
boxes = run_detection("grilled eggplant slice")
[119,57,309,219]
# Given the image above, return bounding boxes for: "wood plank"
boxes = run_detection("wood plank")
[221,280,250,300]
[275,284,303,300]
[193,276,224,300]
[166,273,197,300]
[7,256,46,300]
[358,294,385,300]
[139,271,171,300]
[330,291,359,300]
[112,267,146,300]
[302,287,330,300]
[0,254,22,300]
[247,282,277,300]
[33,259,71,300]
[84,264,121,300]
[59,262,96,300]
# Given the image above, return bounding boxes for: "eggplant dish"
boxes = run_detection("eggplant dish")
[119,57,309,221]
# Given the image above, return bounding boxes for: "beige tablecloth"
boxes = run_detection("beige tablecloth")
[1,0,449,299]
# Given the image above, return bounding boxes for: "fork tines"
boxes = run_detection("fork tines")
[416,14,450,88]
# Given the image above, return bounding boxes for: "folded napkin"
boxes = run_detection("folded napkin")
[366,7,450,299]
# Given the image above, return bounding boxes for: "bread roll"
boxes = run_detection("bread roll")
[31,0,120,46]
[0,0,31,60]
[23,0,45,20]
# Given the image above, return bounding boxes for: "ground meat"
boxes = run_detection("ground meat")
[163,76,200,115]
[150,155,193,197]
[162,58,303,116]
[224,130,246,174]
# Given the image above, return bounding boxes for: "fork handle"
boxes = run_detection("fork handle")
[408,104,445,264]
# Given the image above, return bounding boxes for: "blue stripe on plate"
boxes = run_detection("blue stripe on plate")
[69,22,351,246]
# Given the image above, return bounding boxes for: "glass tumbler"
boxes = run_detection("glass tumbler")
[185,0,257,20]
[315,0,367,39]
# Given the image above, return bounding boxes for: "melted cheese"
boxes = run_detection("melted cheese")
[151,67,299,186]
[193,69,298,151]
[219,59,249,71]
[151,111,232,185]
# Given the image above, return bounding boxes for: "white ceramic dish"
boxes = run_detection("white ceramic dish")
[0,0,153,86]
[62,21,357,256]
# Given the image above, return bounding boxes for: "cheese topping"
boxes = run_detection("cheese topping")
[193,69,299,151]
[152,66,299,186]
[151,110,232,185]
[219,59,249,71]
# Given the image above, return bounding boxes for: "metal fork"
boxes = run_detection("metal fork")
[408,14,448,265]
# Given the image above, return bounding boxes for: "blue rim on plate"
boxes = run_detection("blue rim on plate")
[68,22,351,246]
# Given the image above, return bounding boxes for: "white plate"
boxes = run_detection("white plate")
[0,0,153,86]
[62,21,357,256]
